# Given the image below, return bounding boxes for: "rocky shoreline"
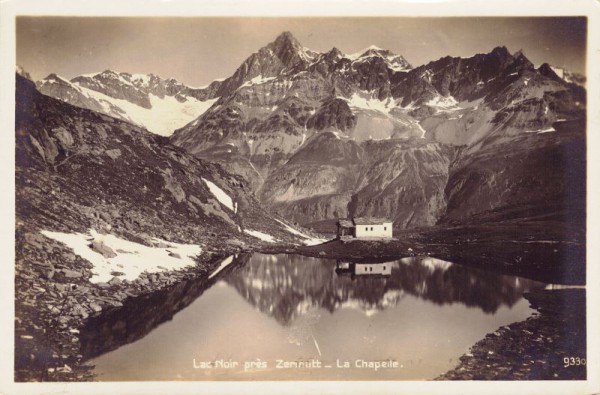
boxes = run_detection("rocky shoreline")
[15,221,290,382]
[437,288,586,380]
[16,233,586,382]
[16,220,587,383]
[297,221,586,285]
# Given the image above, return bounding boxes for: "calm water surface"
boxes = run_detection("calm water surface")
[82,253,547,381]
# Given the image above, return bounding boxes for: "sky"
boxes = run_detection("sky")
[16,17,587,87]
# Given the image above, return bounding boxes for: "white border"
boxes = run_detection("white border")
[1,0,599,394]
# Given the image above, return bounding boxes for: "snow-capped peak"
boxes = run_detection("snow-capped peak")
[41,73,73,85]
[347,45,386,59]
[81,71,102,78]
[347,45,390,60]
[79,70,135,87]
[344,45,412,71]
[79,70,163,86]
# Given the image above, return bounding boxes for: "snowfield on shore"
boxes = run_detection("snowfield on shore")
[41,229,202,283]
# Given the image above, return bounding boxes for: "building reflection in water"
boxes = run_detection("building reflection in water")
[80,253,547,362]
[224,254,546,326]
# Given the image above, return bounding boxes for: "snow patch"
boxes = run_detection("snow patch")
[44,74,72,84]
[244,229,277,243]
[41,229,201,283]
[387,62,411,72]
[550,66,565,79]
[342,93,395,114]
[70,80,218,136]
[274,219,326,246]
[415,121,427,138]
[129,73,152,86]
[329,130,349,140]
[240,75,276,88]
[202,178,235,211]
[426,95,459,111]
[525,126,556,134]
[421,70,433,83]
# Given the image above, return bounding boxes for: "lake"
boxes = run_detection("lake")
[80,253,547,381]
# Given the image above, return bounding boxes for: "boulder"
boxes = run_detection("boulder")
[108,276,122,286]
[95,124,108,139]
[70,304,87,317]
[225,239,246,248]
[99,211,112,223]
[44,268,55,280]
[25,233,46,249]
[90,240,117,258]
[62,269,83,278]
[38,129,59,164]
[161,170,186,203]
[188,195,203,207]
[76,286,90,294]
[105,148,122,160]
[52,127,74,148]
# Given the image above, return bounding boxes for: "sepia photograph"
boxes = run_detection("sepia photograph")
[1,0,599,393]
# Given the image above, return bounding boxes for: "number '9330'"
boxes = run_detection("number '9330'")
[564,357,586,368]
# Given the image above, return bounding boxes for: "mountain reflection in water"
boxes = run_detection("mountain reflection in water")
[81,253,547,380]
[225,254,546,325]
[80,254,248,360]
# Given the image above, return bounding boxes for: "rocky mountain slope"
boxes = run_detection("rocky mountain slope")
[15,72,322,380]
[166,32,585,228]
[16,69,321,275]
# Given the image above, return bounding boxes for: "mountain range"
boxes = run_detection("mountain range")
[16,71,318,258]
[32,31,586,229]
[35,70,219,136]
